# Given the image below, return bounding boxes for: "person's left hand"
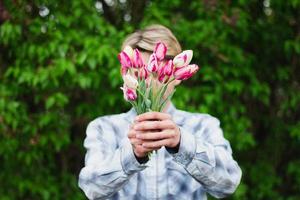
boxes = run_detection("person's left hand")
[133,112,181,149]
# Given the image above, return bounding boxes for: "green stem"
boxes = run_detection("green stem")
[136,87,147,101]
[155,77,176,111]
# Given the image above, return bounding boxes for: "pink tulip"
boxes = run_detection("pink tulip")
[158,64,166,82]
[173,50,193,68]
[163,60,174,76]
[118,51,132,75]
[147,53,159,72]
[139,67,148,79]
[174,64,199,80]
[154,42,167,61]
[118,51,132,68]
[120,85,137,101]
[132,49,144,68]
[158,73,166,83]
[156,60,173,83]
[157,61,164,75]
[123,46,134,59]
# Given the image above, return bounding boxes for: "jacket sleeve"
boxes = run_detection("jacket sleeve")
[167,114,242,198]
[78,118,148,200]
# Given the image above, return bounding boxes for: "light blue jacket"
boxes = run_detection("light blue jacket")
[78,102,242,199]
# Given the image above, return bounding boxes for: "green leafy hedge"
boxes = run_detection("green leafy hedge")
[0,0,299,199]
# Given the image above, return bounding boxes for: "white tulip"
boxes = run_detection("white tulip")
[122,73,138,89]
[173,50,193,68]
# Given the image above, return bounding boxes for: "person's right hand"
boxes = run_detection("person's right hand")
[127,123,160,158]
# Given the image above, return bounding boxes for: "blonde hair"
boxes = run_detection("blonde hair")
[121,24,182,58]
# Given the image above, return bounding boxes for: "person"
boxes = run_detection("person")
[78,24,242,200]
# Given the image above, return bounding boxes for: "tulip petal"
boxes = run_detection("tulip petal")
[147,53,159,72]
[123,46,134,59]
[120,66,127,75]
[122,73,138,89]
[126,88,137,101]
[163,60,174,76]
[121,85,137,101]
[139,67,148,79]
[189,64,199,74]
[133,49,145,68]
[173,64,199,80]
[154,42,167,61]
[118,51,132,69]
[173,50,193,68]
[158,73,166,83]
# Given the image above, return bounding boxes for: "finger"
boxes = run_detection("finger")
[130,130,161,137]
[142,139,170,149]
[127,129,137,138]
[134,120,174,131]
[135,112,171,122]
[136,130,174,140]
[130,139,143,147]
[131,138,143,144]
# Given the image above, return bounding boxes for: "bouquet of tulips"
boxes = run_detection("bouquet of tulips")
[118,42,199,114]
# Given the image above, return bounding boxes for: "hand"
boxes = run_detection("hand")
[127,123,161,158]
[133,112,181,150]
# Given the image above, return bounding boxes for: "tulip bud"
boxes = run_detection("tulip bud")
[163,60,174,76]
[118,51,132,75]
[139,67,148,79]
[174,64,199,80]
[147,53,159,72]
[133,49,144,68]
[158,73,166,83]
[154,42,167,61]
[158,63,166,83]
[123,46,134,59]
[122,73,138,89]
[189,64,199,72]
[120,85,137,101]
[173,50,193,68]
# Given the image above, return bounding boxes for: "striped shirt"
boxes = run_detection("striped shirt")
[78,102,242,199]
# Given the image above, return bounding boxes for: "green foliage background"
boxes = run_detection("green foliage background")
[1,0,299,199]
